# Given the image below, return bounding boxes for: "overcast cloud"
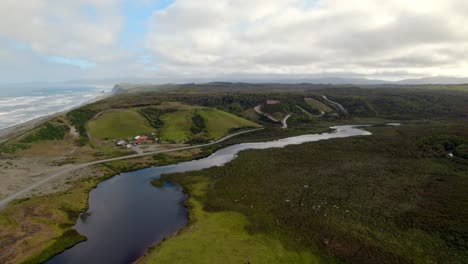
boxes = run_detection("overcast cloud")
[0,0,467,83]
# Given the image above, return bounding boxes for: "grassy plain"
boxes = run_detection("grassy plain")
[87,110,155,139]
[144,124,468,264]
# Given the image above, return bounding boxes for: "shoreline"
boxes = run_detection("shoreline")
[0,91,112,144]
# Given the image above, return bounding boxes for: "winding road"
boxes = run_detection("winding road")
[254,105,280,123]
[0,128,264,209]
[322,95,348,115]
[281,114,292,129]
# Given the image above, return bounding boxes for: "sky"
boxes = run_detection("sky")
[0,0,467,83]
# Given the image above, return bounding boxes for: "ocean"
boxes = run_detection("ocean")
[0,85,111,131]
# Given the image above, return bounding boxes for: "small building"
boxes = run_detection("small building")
[116,140,126,146]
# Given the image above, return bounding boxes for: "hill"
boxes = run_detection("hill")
[87,110,155,140]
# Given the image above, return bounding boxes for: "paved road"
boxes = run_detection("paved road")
[254,104,280,123]
[322,95,348,115]
[281,114,292,129]
[0,128,264,209]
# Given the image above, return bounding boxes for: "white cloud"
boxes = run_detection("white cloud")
[0,0,124,62]
[145,0,468,79]
[0,0,467,82]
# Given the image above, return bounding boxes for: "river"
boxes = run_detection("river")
[46,125,371,264]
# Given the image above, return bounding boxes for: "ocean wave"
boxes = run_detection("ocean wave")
[0,88,108,131]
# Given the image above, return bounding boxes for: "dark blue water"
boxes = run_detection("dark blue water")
[46,125,371,264]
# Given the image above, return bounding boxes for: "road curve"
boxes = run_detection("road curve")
[281,114,292,129]
[254,105,280,123]
[0,128,264,209]
[322,95,349,115]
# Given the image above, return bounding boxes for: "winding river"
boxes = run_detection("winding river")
[46,125,371,264]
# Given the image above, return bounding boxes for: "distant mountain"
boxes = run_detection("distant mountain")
[4,76,468,89]
[272,77,390,85]
[274,76,468,85]
[395,77,468,85]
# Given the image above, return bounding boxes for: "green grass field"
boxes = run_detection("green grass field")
[305,98,333,113]
[159,110,194,141]
[87,110,155,139]
[139,178,319,264]
[157,107,260,141]
[198,108,261,139]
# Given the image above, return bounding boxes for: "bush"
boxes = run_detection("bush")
[190,112,206,134]
[67,108,98,136]
[0,143,30,154]
[20,123,69,143]
[455,144,468,159]
[139,107,176,129]
[417,135,467,158]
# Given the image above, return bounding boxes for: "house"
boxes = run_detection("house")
[116,140,126,146]
[135,135,149,144]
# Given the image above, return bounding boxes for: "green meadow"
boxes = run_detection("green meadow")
[87,110,155,139]
[198,108,261,139]
[159,110,195,141]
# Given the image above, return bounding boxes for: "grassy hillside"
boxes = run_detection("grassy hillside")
[198,108,261,139]
[305,97,333,113]
[147,124,468,264]
[159,110,194,141]
[87,110,155,139]
[141,105,261,142]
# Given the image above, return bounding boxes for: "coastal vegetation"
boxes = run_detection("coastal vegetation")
[0,120,70,154]
[1,83,468,263]
[143,124,468,263]
[0,165,115,264]
[20,122,69,143]
[66,108,98,137]
[141,177,319,264]
[0,148,216,264]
